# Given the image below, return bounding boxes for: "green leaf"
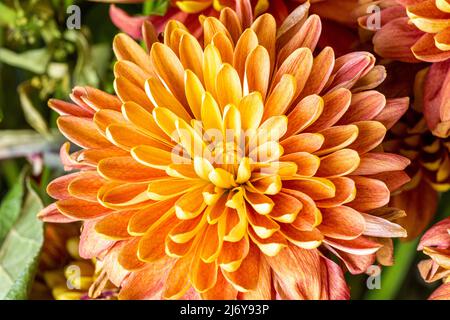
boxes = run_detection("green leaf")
[0,3,16,26]
[0,48,51,74]
[143,0,170,16]
[18,83,50,136]
[0,178,44,300]
[0,170,26,245]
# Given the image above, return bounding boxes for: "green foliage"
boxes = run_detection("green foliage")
[0,48,51,74]
[143,0,170,16]
[0,3,17,26]
[0,174,44,300]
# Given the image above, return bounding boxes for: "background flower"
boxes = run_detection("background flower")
[359,0,450,63]
[418,217,450,300]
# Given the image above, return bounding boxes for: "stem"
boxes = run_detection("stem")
[364,238,419,300]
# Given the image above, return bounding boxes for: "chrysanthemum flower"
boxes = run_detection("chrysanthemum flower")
[359,0,450,63]
[418,217,450,300]
[384,62,449,239]
[39,3,410,299]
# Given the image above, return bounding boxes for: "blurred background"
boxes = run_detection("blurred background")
[0,0,448,300]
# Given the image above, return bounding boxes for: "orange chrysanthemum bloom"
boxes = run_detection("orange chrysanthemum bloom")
[418,217,450,300]
[39,4,410,299]
[359,0,450,62]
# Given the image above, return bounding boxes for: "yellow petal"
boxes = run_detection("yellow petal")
[216,63,242,110]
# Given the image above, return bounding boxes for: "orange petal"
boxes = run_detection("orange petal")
[280,152,320,176]
[283,177,335,201]
[315,177,356,208]
[79,220,115,259]
[163,256,192,299]
[219,8,242,44]
[128,197,179,235]
[201,269,238,299]
[118,237,146,271]
[118,258,172,299]
[203,16,232,47]
[98,156,165,182]
[145,77,191,122]
[283,189,321,231]
[57,116,110,149]
[281,222,323,248]
[244,46,270,99]
[179,33,204,81]
[68,172,105,202]
[56,199,111,220]
[251,13,276,68]
[222,242,260,291]
[300,47,335,98]
[351,152,410,175]
[286,94,324,137]
[233,29,258,80]
[305,88,352,132]
[48,98,93,117]
[347,177,390,212]
[216,63,242,110]
[106,123,171,152]
[316,149,360,177]
[74,86,122,111]
[219,236,250,272]
[150,42,188,106]
[266,245,323,300]
[348,121,386,154]
[95,209,136,240]
[281,133,324,154]
[278,15,321,63]
[248,229,287,257]
[114,60,149,89]
[337,91,386,124]
[263,74,296,120]
[247,205,280,239]
[94,109,126,133]
[190,251,218,293]
[212,32,234,64]
[37,203,77,223]
[138,212,178,262]
[47,172,85,200]
[319,206,365,240]
[272,48,313,99]
[115,76,152,109]
[314,124,358,156]
[113,33,152,74]
[412,32,450,62]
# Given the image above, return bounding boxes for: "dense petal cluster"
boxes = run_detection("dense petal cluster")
[418,217,450,300]
[384,62,449,239]
[360,0,450,62]
[39,3,410,299]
